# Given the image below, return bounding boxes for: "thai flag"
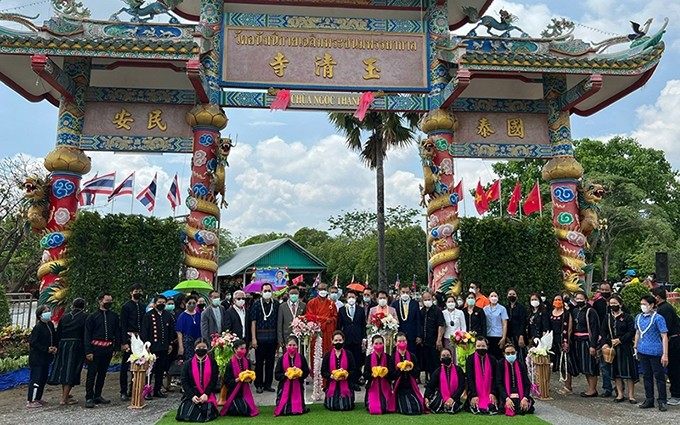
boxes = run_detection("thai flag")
[108,172,135,201]
[78,173,98,206]
[167,173,181,210]
[136,173,157,212]
[312,273,320,288]
[80,172,115,195]
[394,273,400,290]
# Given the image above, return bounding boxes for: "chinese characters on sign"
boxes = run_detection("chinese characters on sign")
[362,58,381,80]
[506,118,525,138]
[476,117,495,138]
[112,108,134,130]
[112,108,168,132]
[269,51,289,77]
[314,52,337,79]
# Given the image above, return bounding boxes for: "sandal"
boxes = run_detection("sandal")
[557,387,573,395]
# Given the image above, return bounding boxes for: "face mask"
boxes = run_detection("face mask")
[575,300,586,308]
[401,294,410,302]
[489,296,498,304]
[156,304,165,311]
[541,296,546,302]
[211,298,221,306]
[195,348,208,357]
[236,348,247,357]
[262,292,272,300]
[347,297,356,306]
[424,300,433,308]
[373,343,384,353]
[466,298,475,306]
[641,304,650,314]
[197,303,206,309]
[508,295,517,303]
[530,300,540,308]
[333,342,344,350]
[476,348,488,357]
[41,312,52,321]
[165,304,175,311]
[103,301,112,310]
[132,293,143,301]
[289,294,299,303]
[553,300,564,308]
[610,305,621,312]
[330,293,339,301]
[601,292,611,299]
[469,287,476,294]
[441,357,452,366]
[318,290,328,298]
[186,304,196,311]
[447,302,456,310]
[378,299,387,307]
[287,346,298,356]
[457,299,464,307]
[225,295,232,300]
[396,341,408,351]
[363,296,371,303]
[505,354,517,363]
[235,299,246,307]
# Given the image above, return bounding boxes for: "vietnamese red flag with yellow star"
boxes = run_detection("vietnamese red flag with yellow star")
[523,182,542,215]
[474,180,489,215]
[485,179,501,202]
[507,180,522,215]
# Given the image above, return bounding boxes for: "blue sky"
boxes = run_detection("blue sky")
[0,0,679,238]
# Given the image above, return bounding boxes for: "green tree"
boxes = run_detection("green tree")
[240,232,292,247]
[293,227,331,249]
[218,228,238,262]
[328,112,421,291]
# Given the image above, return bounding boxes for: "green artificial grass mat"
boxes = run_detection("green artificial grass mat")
[156,403,550,424]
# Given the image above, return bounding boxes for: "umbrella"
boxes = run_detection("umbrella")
[160,289,180,298]
[347,283,365,292]
[174,279,214,292]
[243,281,265,293]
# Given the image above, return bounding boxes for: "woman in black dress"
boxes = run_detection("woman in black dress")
[424,347,465,414]
[48,298,87,405]
[363,334,394,414]
[463,292,487,337]
[176,338,219,422]
[274,335,310,416]
[321,330,356,411]
[390,332,424,415]
[549,293,576,394]
[221,339,258,416]
[527,293,550,343]
[570,290,600,397]
[599,295,638,403]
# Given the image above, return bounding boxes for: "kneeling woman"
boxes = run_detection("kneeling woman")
[321,330,356,411]
[466,337,499,415]
[363,335,395,415]
[274,336,310,416]
[220,339,258,417]
[424,347,465,414]
[176,338,219,423]
[496,342,535,416]
[391,332,424,415]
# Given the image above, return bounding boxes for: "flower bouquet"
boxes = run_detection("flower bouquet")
[238,370,256,383]
[331,368,349,380]
[285,367,303,380]
[371,366,388,378]
[451,330,476,372]
[397,360,414,371]
[211,331,239,371]
[366,311,400,354]
[290,315,323,400]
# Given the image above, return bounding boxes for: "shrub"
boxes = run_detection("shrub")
[0,325,31,359]
[620,282,650,314]
[0,284,9,327]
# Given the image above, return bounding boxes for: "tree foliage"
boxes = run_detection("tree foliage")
[66,212,184,311]
[458,216,563,300]
[0,282,10,326]
[240,232,292,247]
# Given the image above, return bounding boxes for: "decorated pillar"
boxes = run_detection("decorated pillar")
[541,74,586,293]
[184,104,228,284]
[37,57,92,321]
[426,0,451,108]
[199,0,223,104]
[420,109,461,295]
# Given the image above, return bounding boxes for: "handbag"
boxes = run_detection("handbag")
[602,316,617,364]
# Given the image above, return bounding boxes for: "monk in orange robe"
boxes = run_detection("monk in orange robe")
[305,283,338,372]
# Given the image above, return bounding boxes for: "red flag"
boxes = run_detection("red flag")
[523,182,542,215]
[507,181,522,215]
[453,179,464,202]
[292,275,304,284]
[485,179,500,202]
[474,180,489,215]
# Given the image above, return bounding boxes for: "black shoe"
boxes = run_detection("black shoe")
[153,392,167,399]
[639,400,654,409]
[144,394,153,401]
[600,390,612,398]
[120,394,130,402]
[613,397,625,403]
[94,396,110,404]
[659,402,667,412]
[85,399,95,408]
[256,387,263,394]
[264,387,275,393]
[580,391,598,398]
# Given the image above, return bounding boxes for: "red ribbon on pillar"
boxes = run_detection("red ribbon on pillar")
[354,91,374,121]
[270,89,291,111]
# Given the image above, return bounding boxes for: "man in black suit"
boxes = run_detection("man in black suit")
[361,287,377,324]
[140,294,174,399]
[392,284,422,354]
[225,290,250,342]
[337,290,366,391]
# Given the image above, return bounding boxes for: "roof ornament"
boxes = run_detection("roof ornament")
[0,3,40,32]
[540,18,575,41]
[109,0,182,24]
[51,0,91,19]
[592,18,653,53]
[463,7,529,38]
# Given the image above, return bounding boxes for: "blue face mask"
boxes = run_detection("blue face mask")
[41,312,52,321]
[165,304,175,311]
[330,293,339,301]
[506,354,517,363]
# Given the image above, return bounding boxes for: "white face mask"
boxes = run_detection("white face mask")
[489,296,498,304]
[423,300,433,308]
[378,298,387,307]
[457,299,464,307]
[446,302,456,310]
[347,297,356,306]
[401,294,410,302]
[318,290,328,298]
[540,296,546,302]
[235,299,246,307]
[469,287,476,294]
[530,300,540,308]
[262,292,272,300]
[640,304,650,314]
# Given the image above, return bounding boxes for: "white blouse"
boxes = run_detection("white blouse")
[443,308,466,338]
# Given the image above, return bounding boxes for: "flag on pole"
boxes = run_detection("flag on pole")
[364,274,369,288]
[411,274,417,291]
[312,273,320,288]
[453,179,464,203]
[78,173,98,206]
[167,173,181,210]
[485,179,501,202]
[507,181,522,215]
[292,274,304,284]
[136,173,157,212]
[394,273,401,290]
[108,172,135,201]
[523,181,542,215]
[474,180,489,215]
[80,172,116,195]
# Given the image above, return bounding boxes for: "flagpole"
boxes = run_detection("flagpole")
[462,178,467,218]
[111,196,115,214]
[537,178,543,217]
[498,179,502,218]
[130,173,135,215]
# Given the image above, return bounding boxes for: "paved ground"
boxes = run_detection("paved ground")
[0,370,676,424]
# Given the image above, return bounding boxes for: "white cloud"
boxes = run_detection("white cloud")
[632,80,680,168]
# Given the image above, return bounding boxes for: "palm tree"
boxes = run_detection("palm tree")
[328,111,421,291]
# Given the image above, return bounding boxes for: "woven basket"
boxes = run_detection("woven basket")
[533,355,550,365]
[602,346,616,364]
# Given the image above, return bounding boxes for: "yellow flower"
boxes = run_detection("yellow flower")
[397,360,414,371]
[238,370,256,383]
[470,337,476,343]
[285,367,303,380]
[371,366,388,378]
[331,369,349,380]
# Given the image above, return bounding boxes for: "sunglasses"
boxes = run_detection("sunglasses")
[235,297,245,300]
[187,302,196,306]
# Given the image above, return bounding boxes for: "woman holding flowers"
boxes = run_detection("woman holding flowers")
[321,330,356,411]
[363,334,395,415]
[424,347,465,414]
[221,339,258,417]
[176,338,219,422]
[391,332,424,415]
[274,336,310,416]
